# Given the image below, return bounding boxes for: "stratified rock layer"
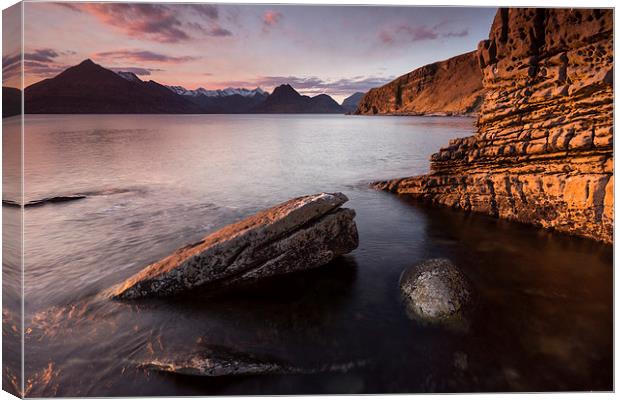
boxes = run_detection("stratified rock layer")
[356,51,483,115]
[110,192,359,299]
[375,8,613,243]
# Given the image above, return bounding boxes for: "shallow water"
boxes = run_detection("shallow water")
[3,114,612,395]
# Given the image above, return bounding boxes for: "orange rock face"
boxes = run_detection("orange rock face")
[356,50,484,115]
[375,8,613,243]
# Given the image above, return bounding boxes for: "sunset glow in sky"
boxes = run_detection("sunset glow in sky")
[6,2,496,101]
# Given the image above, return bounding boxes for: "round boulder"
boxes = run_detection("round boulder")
[399,258,472,325]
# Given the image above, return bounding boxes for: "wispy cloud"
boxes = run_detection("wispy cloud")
[2,53,21,84]
[18,48,76,81]
[24,60,69,79]
[110,67,163,76]
[24,48,60,63]
[94,50,199,64]
[187,4,219,20]
[187,22,233,37]
[56,3,229,43]
[209,26,233,37]
[379,23,470,45]
[443,29,469,38]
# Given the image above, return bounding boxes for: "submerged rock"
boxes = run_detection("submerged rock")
[110,192,359,299]
[140,346,367,377]
[399,259,472,324]
[141,346,288,377]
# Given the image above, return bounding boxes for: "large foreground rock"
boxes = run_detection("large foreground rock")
[110,192,358,299]
[399,259,472,324]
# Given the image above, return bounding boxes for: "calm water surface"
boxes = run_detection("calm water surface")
[3,114,612,395]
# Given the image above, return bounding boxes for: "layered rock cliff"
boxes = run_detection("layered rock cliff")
[375,8,613,244]
[356,50,484,115]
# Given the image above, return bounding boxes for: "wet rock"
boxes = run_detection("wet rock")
[110,192,359,299]
[374,9,613,244]
[399,259,472,324]
[140,346,366,377]
[140,346,290,377]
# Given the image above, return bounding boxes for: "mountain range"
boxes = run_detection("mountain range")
[167,85,269,114]
[251,84,344,113]
[5,59,355,115]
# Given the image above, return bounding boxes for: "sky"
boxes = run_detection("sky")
[4,2,496,102]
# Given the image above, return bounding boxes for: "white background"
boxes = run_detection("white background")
[0,0,617,399]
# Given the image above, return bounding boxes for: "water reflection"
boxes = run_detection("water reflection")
[19,115,612,395]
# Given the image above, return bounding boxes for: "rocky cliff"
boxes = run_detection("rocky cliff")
[356,50,484,115]
[375,8,613,244]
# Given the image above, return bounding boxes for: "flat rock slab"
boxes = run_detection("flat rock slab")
[141,347,288,377]
[110,192,359,299]
[140,346,366,377]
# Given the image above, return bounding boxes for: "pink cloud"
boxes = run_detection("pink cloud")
[82,4,189,43]
[379,30,395,44]
[58,3,228,43]
[379,23,469,45]
[93,50,199,64]
[396,25,438,41]
[262,10,283,32]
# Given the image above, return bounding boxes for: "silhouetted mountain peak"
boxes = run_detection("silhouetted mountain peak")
[251,84,344,114]
[272,84,300,97]
[24,59,204,114]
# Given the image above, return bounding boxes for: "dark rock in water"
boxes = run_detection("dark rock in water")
[399,259,472,324]
[110,192,359,299]
[141,346,288,377]
[140,346,367,377]
[1,199,21,208]
[25,195,88,207]
[2,195,87,208]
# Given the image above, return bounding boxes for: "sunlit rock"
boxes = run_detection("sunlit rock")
[110,192,359,299]
[374,9,613,244]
